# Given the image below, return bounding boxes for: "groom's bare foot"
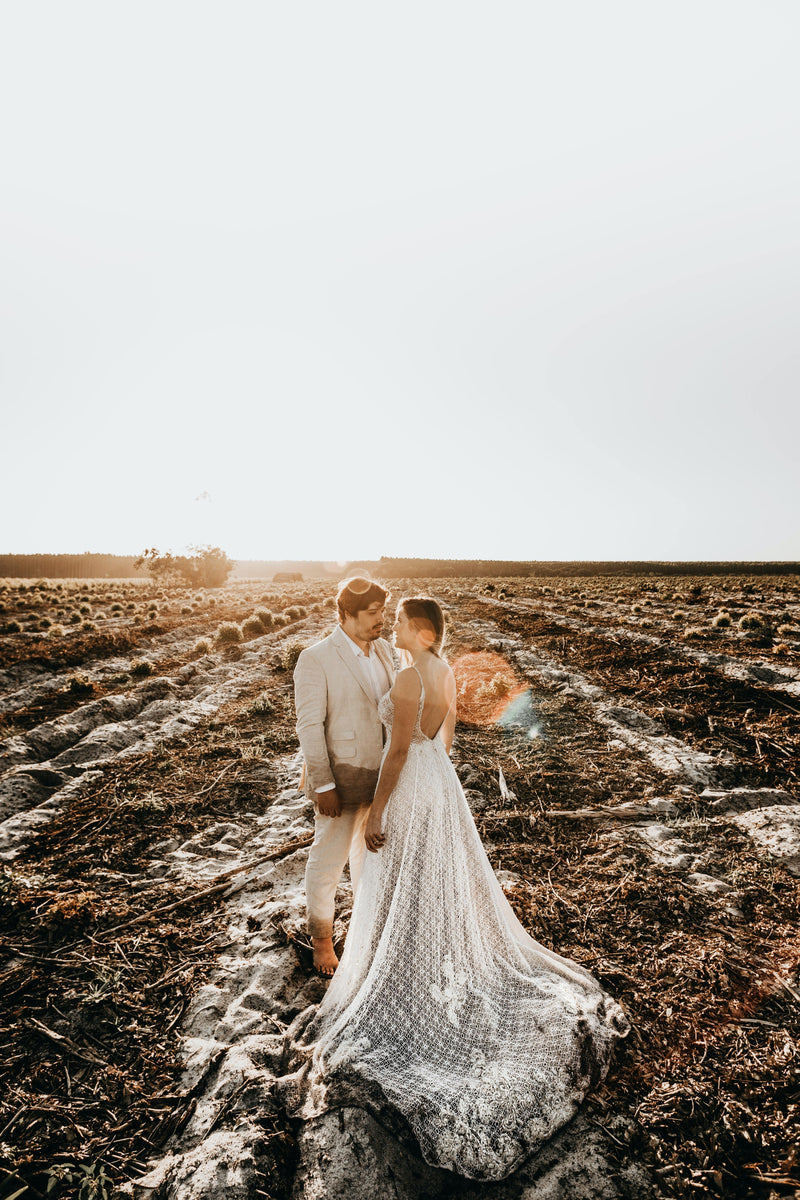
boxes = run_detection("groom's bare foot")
[312,937,339,978]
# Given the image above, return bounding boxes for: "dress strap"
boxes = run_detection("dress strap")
[410,664,425,701]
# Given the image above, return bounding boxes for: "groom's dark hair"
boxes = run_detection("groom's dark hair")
[337,576,390,622]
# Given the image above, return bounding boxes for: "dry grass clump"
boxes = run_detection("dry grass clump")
[3,620,22,634]
[81,620,97,632]
[777,624,796,637]
[277,638,306,671]
[47,624,65,638]
[255,608,276,631]
[771,643,791,657]
[241,615,265,639]
[215,622,243,646]
[191,638,212,658]
[672,610,686,621]
[739,611,765,631]
[248,691,275,716]
[683,626,706,640]
[477,672,515,701]
[712,611,732,628]
[130,659,153,678]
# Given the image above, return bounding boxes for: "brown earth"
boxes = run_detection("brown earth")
[0,574,798,1199]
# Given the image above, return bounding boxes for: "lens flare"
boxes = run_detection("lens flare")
[497,689,540,738]
[451,651,539,738]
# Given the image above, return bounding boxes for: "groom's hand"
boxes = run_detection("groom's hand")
[316,788,342,818]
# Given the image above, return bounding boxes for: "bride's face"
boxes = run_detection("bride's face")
[392,608,416,651]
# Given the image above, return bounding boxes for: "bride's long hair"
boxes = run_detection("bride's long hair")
[397,596,447,667]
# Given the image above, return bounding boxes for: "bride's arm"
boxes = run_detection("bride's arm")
[364,668,420,852]
[442,705,456,755]
[441,668,457,754]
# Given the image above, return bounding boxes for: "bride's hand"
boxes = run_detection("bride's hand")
[365,807,385,853]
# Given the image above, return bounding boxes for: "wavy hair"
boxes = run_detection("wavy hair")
[337,576,390,623]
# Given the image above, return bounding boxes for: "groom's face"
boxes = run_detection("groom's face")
[350,601,386,643]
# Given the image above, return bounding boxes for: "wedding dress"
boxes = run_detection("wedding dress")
[281,669,629,1180]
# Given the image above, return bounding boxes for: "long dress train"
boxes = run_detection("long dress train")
[281,671,629,1180]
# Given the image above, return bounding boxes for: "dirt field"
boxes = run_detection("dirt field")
[1,574,798,1200]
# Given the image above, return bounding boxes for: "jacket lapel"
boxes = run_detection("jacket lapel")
[334,637,377,705]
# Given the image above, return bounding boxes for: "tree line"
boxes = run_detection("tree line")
[374,558,800,578]
[2,553,797,581]
[0,554,146,579]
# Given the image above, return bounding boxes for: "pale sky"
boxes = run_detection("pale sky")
[2,2,798,563]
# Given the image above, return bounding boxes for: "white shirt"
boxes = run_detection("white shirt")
[334,623,390,702]
[316,626,390,794]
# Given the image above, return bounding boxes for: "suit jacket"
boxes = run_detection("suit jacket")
[294,629,396,808]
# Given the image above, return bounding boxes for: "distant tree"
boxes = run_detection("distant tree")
[134,549,185,587]
[189,544,234,587]
[134,545,234,589]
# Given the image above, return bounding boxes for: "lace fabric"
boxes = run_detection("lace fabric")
[281,675,629,1180]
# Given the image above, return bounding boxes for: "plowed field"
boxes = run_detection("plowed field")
[1,574,798,1200]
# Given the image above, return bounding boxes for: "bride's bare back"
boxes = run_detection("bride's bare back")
[393,657,457,744]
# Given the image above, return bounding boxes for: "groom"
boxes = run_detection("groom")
[293,576,394,976]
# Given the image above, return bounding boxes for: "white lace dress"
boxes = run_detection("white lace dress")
[281,672,629,1180]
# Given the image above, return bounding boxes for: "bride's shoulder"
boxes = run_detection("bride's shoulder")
[433,656,456,683]
[392,665,423,699]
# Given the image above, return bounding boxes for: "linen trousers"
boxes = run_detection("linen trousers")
[305,804,371,938]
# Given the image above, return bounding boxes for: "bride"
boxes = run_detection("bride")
[282,596,629,1181]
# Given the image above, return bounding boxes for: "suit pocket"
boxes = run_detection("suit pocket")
[332,731,356,759]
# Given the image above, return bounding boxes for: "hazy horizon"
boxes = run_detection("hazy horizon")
[2,550,798,569]
[3,2,799,562]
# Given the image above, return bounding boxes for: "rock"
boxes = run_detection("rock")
[603,707,667,737]
[729,804,800,876]
[292,1107,654,1200]
[701,787,795,814]
[465,788,490,813]
[292,1107,451,1199]
[686,873,733,895]
[645,799,679,817]
[639,824,674,844]
[154,838,182,853]
[128,1128,262,1200]
[0,772,53,821]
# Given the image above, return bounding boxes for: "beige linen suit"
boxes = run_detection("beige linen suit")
[294,627,395,937]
